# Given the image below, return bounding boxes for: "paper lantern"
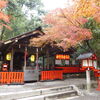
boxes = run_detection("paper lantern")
[6,53,11,61]
[30,55,35,62]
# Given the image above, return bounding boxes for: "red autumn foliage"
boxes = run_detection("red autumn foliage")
[0,0,7,8]
[0,0,10,29]
[30,0,99,50]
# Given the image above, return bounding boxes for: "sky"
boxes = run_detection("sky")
[42,0,73,11]
[23,0,73,19]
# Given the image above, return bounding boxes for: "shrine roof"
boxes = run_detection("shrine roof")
[76,53,93,60]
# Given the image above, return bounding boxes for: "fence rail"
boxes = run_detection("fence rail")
[55,67,85,73]
[92,69,100,91]
[0,72,24,84]
[41,70,63,81]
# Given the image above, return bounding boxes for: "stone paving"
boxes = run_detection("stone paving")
[68,91,100,100]
[0,78,95,93]
[0,78,100,100]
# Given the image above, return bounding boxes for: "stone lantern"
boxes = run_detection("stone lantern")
[77,53,97,70]
[77,52,97,92]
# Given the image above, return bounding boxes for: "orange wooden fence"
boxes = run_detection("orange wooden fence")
[93,69,100,91]
[55,67,85,73]
[96,79,100,91]
[41,70,63,81]
[94,69,100,77]
[0,72,24,84]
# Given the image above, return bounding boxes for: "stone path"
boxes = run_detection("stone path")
[68,92,100,100]
[0,78,100,100]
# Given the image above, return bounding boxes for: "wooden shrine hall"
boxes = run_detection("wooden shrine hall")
[0,28,45,84]
[0,28,85,85]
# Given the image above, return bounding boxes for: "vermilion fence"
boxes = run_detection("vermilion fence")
[94,69,100,77]
[41,70,63,81]
[93,69,100,91]
[55,67,85,73]
[0,72,24,84]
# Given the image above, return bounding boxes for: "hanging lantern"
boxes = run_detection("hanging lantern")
[6,53,12,61]
[30,55,35,62]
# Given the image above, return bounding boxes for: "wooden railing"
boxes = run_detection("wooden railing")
[55,67,85,73]
[93,69,100,91]
[93,69,100,77]
[41,70,63,81]
[0,72,24,84]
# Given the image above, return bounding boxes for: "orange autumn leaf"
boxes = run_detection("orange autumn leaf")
[0,0,11,30]
[30,0,99,50]
[0,12,10,23]
[0,1,7,8]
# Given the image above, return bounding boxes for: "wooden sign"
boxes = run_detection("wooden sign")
[56,54,70,60]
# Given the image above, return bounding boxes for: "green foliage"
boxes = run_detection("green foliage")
[84,18,100,53]
[76,18,100,66]
[1,0,45,40]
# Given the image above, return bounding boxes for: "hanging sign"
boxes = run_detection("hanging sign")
[6,53,12,61]
[30,55,35,62]
[56,54,70,60]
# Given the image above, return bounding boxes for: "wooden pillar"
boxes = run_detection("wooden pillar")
[46,49,49,70]
[10,48,14,71]
[43,56,44,70]
[24,47,27,71]
[36,48,39,69]
[35,48,40,82]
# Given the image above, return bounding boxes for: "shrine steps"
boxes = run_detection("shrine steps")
[0,85,83,100]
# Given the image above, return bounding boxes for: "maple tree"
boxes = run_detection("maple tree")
[30,0,99,51]
[0,0,10,30]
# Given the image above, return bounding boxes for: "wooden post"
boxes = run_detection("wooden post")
[35,47,40,81]
[46,49,49,70]
[96,77,100,90]
[43,56,44,70]
[36,48,39,69]
[10,48,14,71]
[24,47,27,71]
